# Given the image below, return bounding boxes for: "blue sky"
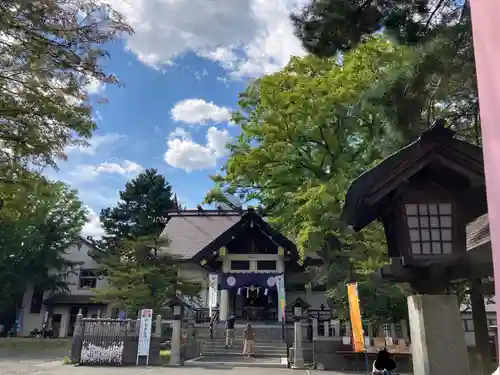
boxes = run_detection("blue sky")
[49,0,308,237]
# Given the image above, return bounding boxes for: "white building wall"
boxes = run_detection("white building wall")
[20,240,110,337]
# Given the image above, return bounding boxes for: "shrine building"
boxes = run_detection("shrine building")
[159,207,326,323]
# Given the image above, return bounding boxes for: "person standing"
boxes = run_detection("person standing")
[243,323,255,358]
[225,314,236,348]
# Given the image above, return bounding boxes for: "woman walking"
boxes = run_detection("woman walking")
[243,323,255,358]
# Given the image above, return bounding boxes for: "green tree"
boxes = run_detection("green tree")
[94,236,200,314]
[206,37,409,322]
[0,0,132,169]
[94,169,198,313]
[292,0,480,143]
[99,169,177,242]
[0,175,87,323]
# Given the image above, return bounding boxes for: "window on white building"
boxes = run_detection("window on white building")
[79,270,98,288]
[29,289,44,314]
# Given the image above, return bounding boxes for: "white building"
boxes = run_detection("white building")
[21,209,496,342]
[19,237,114,337]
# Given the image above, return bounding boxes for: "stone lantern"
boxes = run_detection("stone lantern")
[342,119,487,375]
[286,297,310,369]
[167,296,190,366]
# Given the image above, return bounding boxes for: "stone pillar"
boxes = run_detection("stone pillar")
[408,294,470,375]
[170,320,182,366]
[59,313,69,338]
[332,319,340,337]
[401,319,410,344]
[220,289,229,321]
[155,315,162,337]
[367,324,374,340]
[312,318,318,340]
[323,321,330,337]
[70,312,83,363]
[292,319,304,369]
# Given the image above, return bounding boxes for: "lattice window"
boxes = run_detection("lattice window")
[405,203,453,255]
[79,270,98,288]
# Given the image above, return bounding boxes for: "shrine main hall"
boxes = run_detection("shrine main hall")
[159,207,326,322]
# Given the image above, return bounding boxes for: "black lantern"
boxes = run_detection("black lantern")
[342,119,488,292]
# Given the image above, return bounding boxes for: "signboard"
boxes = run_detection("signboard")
[275,274,286,319]
[347,283,365,352]
[136,309,153,365]
[208,273,219,317]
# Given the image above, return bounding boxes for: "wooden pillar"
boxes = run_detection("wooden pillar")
[471,279,492,375]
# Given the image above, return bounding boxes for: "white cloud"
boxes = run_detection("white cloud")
[100,0,307,78]
[164,126,230,172]
[66,133,123,155]
[82,207,106,238]
[168,127,190,140]
[171,99,232,125]
[70,160,144,181]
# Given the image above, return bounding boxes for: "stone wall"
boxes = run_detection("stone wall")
[311,340,412,373]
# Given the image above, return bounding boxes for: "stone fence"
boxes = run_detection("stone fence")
[70,314,199,366]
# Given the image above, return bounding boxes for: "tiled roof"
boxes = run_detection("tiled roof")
[467,213,490,250]
[159,210,243,259]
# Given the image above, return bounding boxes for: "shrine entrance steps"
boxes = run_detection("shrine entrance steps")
[196,325,288,360]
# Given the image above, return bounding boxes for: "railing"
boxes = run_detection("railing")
[209,310,219,339]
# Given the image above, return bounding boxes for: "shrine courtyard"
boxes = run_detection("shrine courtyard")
[0,359,387,375]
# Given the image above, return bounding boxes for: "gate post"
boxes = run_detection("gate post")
[70,312,84,364]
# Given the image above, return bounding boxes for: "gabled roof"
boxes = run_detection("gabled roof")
[342,120,485,231]
[159,209,298,262]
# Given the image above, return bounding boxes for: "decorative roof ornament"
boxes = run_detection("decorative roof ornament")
[420,118,455,140]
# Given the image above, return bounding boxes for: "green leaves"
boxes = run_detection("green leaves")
[0,0,132,168]
[207,36,414,322]
[0,175,87,311]
[94,170,198,313]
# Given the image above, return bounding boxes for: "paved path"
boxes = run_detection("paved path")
[0,357,368,375]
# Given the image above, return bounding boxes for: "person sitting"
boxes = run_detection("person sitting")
[372,348,396,375]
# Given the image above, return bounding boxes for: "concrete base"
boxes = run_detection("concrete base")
[408,294,470,375]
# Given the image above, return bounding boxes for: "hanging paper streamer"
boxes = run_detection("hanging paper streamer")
[208,273,219,317]
[237,288,241,295]
[264,288,268,296]
[347,283,365,353]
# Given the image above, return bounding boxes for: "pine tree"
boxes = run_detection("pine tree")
[93,169,199,313]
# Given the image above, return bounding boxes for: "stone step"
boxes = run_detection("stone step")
[203,344,287,351]
[201,350,287,357]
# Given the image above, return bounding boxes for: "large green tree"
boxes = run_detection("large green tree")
[93,169,198,313]
[94,236,200,314]
[0,174,87,326]
[0,0,132,169]
[292,0,480,144]
[206,37,410,322]
[99,168,177,242]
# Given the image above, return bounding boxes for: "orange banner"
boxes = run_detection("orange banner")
[347,283,365,352]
